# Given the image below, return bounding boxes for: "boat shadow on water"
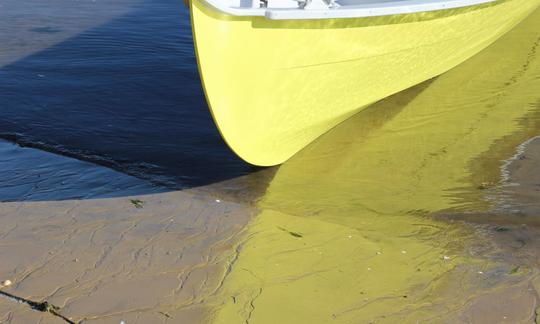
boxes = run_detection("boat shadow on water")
[0,0,260,202]
[1,2,540,322]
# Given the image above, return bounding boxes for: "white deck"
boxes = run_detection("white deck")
[201,0,497,20]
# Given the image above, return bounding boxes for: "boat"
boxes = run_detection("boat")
[189,0,540,166]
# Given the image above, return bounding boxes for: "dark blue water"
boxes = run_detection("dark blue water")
[0,139,165,201]
[0,0,254,201]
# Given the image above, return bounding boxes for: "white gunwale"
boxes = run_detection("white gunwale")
[201,0,497,20]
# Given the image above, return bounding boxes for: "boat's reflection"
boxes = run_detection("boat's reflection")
[210,7,540,323]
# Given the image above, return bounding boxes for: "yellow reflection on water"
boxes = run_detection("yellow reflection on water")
[211,7,540,323]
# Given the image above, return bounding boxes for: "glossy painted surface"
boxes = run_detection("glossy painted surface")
[191,0,540,165]
[206,8,540,322]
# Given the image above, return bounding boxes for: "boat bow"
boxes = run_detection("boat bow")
[190,0,540,165]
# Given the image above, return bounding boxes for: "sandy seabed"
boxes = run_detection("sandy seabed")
[2,3,540,324]
[0,188,256,323]
[3,139,540,323]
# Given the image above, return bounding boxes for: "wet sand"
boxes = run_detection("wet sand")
[1,3,540,324]
[0,190,258,323]
[436,137,540,323]
[5,137,540,323]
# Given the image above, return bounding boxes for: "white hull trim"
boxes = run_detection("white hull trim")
[202,0,497,20]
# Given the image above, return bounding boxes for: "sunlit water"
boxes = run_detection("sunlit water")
[207,8,540,323]
[2,0,540,322]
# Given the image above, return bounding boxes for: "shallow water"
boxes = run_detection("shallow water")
[0,139,163,201]
[208,8,540,323]
[2,0,540,323]
[0,0,252,200]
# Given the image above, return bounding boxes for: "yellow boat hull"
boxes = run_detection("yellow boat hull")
[190,0,540,166]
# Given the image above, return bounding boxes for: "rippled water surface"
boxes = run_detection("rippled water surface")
[0,0,252,201]
[2,1,540,323]
[208,8,540,323]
